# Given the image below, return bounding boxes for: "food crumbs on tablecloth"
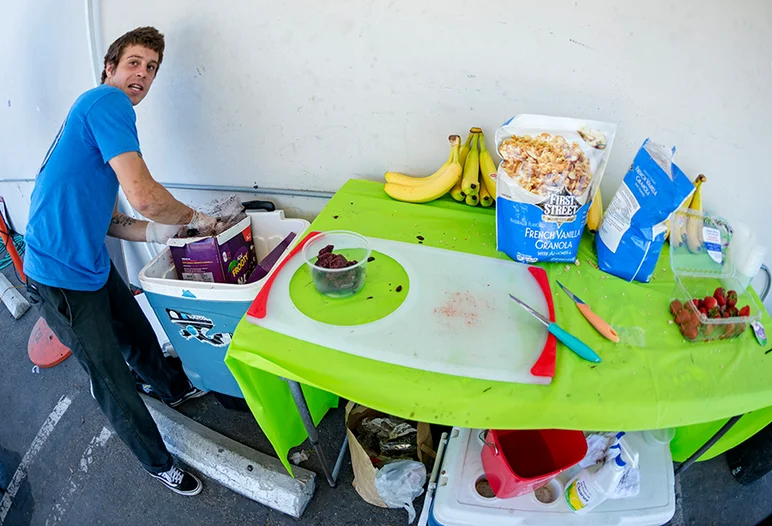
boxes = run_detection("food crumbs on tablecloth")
[565,265,571,271]
[396,285,403,292]
[590,365,597,369]
[483,387,492,393]
[367,296,373,300]
[419,241,424,244]
[574,259,580,266]
[668,320,674,324]
[417,235,425,241]
[333,215,339,219]
[367,256,375,262]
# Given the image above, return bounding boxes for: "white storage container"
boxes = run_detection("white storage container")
[422,428,675,526]
[138,210,309,397]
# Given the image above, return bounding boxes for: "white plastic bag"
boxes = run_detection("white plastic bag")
[374,460,426,524]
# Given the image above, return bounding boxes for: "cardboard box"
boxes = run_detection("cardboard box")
[167,216,257,284]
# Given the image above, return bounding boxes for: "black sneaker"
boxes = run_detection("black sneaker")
[150,464,203,496]
[167,385,208,408]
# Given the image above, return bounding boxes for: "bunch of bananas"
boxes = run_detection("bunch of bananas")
[586,189,603,233]
[669,174,707,253]
[384,128,498,207]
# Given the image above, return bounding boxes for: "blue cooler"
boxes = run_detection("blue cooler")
[138,211,308,397]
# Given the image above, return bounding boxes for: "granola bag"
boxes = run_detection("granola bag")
[495,115,617,263]
[596,139,695,282]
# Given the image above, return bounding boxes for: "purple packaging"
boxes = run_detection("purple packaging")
[167,216,257,284]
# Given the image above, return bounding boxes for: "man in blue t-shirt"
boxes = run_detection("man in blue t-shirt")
[24,27,216,496]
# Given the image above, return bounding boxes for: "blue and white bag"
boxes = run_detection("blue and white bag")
[596,139,695,282]
[496,115,617,263]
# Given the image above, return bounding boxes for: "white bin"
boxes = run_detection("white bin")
[138,210,309,397]
[424,428,675,526]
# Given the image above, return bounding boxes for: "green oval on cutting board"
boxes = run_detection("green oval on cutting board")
[289,250,409,326]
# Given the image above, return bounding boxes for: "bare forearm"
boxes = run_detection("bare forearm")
[108,212,149,242]
[136,181,195,224]
[109,152,195,224]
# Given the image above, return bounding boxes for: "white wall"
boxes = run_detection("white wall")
[2,1,771,296]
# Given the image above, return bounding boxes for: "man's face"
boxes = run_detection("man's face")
[104,44,159,105]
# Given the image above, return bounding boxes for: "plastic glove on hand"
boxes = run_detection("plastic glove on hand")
[145,222,182,245]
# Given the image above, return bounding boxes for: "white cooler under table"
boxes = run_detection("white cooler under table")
[423,428,675,526]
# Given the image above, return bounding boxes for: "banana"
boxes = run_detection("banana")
[478,132,497,199]
[449,178,465,202]
[479,180,493,207]
[384,149,453,187]
[465,193,479,206]
[459,131,475,168]
[586,188,602,233]
[685,174,707,253]
[384,136,462,203]
[668,185,696,247]
[461,134,480,197]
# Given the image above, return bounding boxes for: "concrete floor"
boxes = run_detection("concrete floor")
[0,265,770,526]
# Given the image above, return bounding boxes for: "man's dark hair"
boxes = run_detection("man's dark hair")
[101,26,165,84]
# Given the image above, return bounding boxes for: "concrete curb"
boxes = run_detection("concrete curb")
[142,394,316,518]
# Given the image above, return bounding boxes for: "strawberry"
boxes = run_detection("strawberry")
[688,299,700,311]
[703,297,718,310]
[699,307,708,316]
[715,292,726,307]
[739,305,751,317]
[714,287,727,300]
[676,309,691,325]
[726,290,738,308]
[683,325,699,340]
[708,306,721,318]
[727,306,739,317]
[704,323,714,336]
[723,311,731,318]
[670,300,683,316]
[723,324,735,338]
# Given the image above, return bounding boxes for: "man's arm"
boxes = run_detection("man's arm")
[109,151,195,224]
[107,202,149,242]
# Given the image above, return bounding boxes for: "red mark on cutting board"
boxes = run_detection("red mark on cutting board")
[434,291,492,327]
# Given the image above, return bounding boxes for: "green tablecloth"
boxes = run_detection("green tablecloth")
[226,179,772,475]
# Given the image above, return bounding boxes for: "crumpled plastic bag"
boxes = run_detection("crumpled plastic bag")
[374,460,426,524]
[178,194,247,238]
[580,432,640,499]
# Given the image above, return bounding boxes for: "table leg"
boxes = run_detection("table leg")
[332,434,349,482]
[674,414,743,476]
[286,379,338,487]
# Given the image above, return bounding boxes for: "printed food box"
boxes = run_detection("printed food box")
[167,216,257,284]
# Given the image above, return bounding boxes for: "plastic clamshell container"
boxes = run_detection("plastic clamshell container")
[669,208,762,342]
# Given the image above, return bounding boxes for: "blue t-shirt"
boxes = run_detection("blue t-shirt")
[24,85,141,291]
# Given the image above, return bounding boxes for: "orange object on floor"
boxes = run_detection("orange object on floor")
[0,209,25,283]
[28,317,71,367]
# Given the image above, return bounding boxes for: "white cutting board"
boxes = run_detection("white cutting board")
[246,237,551,385]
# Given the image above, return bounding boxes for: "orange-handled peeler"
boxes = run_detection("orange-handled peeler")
[557,281,619,343]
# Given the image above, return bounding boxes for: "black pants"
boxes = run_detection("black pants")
[26,264,190,474]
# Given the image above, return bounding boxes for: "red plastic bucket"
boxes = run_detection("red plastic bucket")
[480,429,587,498]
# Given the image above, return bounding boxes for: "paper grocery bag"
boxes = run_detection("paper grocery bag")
[345,401,435,507]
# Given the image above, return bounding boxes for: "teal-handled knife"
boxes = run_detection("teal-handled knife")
[509,293,602,363]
